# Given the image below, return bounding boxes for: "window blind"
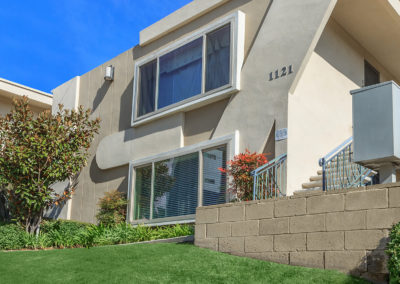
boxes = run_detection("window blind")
[153,152,199,219]
[134,165,152,220]
[203,146,227,206]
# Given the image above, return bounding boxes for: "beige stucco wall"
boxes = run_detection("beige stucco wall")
[0,93,49,115]
[286,19,399,195]
[68,0,273,223]
[59,0,337,223]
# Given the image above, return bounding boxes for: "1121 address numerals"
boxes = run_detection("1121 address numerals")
[269,65,293,81]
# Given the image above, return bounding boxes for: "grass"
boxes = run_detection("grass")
[0,243,368,284]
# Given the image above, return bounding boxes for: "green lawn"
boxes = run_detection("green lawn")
[0,243,367,284]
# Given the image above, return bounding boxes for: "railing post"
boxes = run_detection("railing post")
[252,171,257,200]
[321,158,326,191]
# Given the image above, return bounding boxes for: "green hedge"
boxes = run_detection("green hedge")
[0,220,194,250]
[387,222,400,284]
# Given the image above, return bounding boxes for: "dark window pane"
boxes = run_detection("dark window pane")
[134,165,152,220]
[203,146,227,206]
[158,38,203,109]
[364,60,380,87]
[153,153,199,219]
[205,24,231,92]
[138,60,157,116]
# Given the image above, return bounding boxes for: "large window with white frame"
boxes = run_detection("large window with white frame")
[132,11,245,125]
[130,145,228,224]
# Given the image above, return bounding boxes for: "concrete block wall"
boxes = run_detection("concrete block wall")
[195,183,400,283]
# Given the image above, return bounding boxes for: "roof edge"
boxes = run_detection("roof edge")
[139,0,231,46]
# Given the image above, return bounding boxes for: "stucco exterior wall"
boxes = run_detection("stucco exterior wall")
[286,19,399,195]
[64,0,279,223]
[0,93,49,115]
[195,183,400,283]
[57,0,336,223]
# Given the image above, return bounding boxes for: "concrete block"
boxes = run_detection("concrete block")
[307,194,344,214]
[389,187,400,207]
[219,237,244,253]
[345,230,389,250]
[367,250,389,274]
[289,214,325,233]
[259,218,289,235]
[195,224,206,240]
[325,251,367,273]
[196,208,218,224]
[207,223,231,238]
[274,233,306,252]
[244,236,273,253]
[246,252,289,264]
[345,189,388,211]
[232,220,259,237]
[275,198,306,217]
[290,252,324,269]
[246,202,274,220]
[367,208,400,229]
[326,211,366,231]
[219,205,245,222]
[307,231,344,251]
[195,238,218,250]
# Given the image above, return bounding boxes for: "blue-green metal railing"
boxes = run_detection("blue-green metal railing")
[252,154,287,200]
[319,137,376,191]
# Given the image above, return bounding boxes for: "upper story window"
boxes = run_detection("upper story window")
[132,11,245,126]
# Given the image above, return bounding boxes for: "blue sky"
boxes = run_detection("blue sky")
[0,0,192,93]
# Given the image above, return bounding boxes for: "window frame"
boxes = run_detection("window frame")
[131,11,245,127]
[127,131,239,225]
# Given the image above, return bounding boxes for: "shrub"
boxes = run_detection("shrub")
[41,219,91,248]
[0,219,194,250]
[0,97,100,234]
[96,190,128,226]
[387,222,400,284]
[0,222,26,250]
[219,149,267,201]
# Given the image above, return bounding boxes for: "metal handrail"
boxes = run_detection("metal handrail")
[319,137,376,191]
[319,137,353,167]
[252,153,287,200]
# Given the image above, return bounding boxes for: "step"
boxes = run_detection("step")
[302,181,322,189]
[310,175,322,182]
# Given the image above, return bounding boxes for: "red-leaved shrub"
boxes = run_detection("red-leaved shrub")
[219,149,267,201]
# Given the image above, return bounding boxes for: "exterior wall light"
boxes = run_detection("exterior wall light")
[104,65,114,81]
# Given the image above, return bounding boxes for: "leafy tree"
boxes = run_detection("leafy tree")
[0,97,100,234]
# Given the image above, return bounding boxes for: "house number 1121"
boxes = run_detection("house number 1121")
[269,65,293,81]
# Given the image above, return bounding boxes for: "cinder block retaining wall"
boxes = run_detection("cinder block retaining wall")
[195,184,400,283]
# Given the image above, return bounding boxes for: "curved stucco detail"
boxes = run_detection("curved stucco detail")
[96,113,184,170]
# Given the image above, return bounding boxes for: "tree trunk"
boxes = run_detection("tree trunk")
[0,191,9,222]
[25,209,43,234]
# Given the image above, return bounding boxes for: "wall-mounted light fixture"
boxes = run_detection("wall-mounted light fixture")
[104,65,114,81]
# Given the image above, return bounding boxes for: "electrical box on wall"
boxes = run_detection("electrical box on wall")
[351,81,400,169]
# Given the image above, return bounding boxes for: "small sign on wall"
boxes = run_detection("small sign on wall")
[275,128,288,141]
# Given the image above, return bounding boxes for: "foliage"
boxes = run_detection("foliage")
[96,190,128,226]
[0,97,100,234]
[387,222,400,284]
[0,220,193,250]
[79,223,194,248]
[0,244,368,284]
[219,149,267,201]
[40,219,91,248]
[0,222,26,250]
